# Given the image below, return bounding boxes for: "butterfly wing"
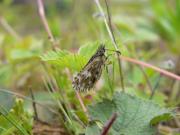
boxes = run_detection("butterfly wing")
[72,55,106,92]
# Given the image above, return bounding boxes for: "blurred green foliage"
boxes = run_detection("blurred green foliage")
[0,98,32,135]
[150,0,180,53]
[0,0,179,134]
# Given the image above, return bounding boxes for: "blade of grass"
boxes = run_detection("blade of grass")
[42,76,72,125]
[0,105,29,135]
[29,87,38,120]
[0,17,21,40]
[0,88,59,115]
[105,66,114,95]
[149,73,162,99]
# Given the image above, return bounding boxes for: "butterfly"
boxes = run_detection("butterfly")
[72,45,107,92]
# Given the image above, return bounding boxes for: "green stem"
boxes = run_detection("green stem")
[94,0,125,91]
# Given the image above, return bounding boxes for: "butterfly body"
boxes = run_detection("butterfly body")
[72,45,106,92]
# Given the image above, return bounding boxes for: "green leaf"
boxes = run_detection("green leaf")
[125,87,167,106]
[9,49,39,60]
[78,42,100,57]
[150,113,174,126]
[41,40,126,72]
[0,65,13,87]
[78,41,127,57]
[41,50,87,72]
[88,92,174,135]
[85,122,101,135]
[40,50,69,61]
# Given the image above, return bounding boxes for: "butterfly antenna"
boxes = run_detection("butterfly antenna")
[105,49,121,54]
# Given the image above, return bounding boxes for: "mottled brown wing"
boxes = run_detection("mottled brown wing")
[72,55,106,92]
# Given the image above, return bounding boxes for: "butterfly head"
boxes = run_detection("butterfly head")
[96,44,105,56]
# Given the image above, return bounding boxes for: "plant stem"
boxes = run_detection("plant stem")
[100,112,118,135]
[29,87,39,120]
[94,0,125,91]
[0,88,59,115]
[138,65,153,92]
[149,73,162,99]
[75,91,89,119]
[121,56,180,81]
[0,17,21,40]
[105,66,113,95]
[37,0,56,50]
[43,77,72,125]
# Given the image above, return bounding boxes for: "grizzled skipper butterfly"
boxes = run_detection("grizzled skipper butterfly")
[72,45,107,92]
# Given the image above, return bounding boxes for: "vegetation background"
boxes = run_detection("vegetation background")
[0,0,179,135]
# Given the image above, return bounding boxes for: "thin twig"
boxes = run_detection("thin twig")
[43,76,72,125]
[100,112,118,135]
[94,0,125,91]
[105,66,113,95]
[104,0,117,49]
[104,13,154,93]
[104,0,125,91]
[36,0,56,50]
[0,88,59,115]
[29,87,39,120]
[0,17,21,40]
[149,73,162,99]
[75,91,89,119]
[138,65,153,92]
[120,56,180,81]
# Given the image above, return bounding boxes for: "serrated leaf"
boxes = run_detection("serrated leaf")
[40,50,69,61]
[87,92,173,135]
[41,50,87,71]
[41,41,126,72]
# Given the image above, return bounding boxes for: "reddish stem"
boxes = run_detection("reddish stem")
[37,0,56,49]
[101,112,118,135]
[120,56,180,81]
[75,91,89,118]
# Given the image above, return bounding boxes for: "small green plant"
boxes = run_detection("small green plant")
[41,42,175,134]
[0,98,33,135]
